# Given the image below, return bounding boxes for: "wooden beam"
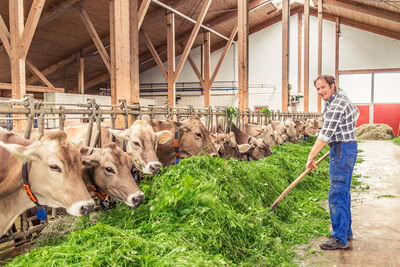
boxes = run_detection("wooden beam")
[174,0,212,83]
[80,7,111,73]
[138,0,151,30]
[335,17,340,86]
[10,0,26,101]
[238,0,249,111]
[204,31,211,107]
[78,52,85,94]
[297,13,302,93]
[0,15,11,56]
[187,55,206,89]
[20,0,46,59]
[0,83,64,93]
[317,0,322,112]
[282,0,289,112]
[339,68,400,75]
[110,1,116,105]
[324,0,400,24]
[210,24,238,87]
[26,60,55,89]
[167,12,176,107]
[304,0,310,112]
[130,0,140,110]
[142,30,168,81]
[110,0,131,124]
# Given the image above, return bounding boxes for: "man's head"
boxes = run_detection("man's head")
[314,75,336,101]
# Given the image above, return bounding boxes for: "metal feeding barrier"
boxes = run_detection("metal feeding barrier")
[0,95,322,256]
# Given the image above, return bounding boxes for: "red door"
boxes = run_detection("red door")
[356,105,370,128]
[374,104,400,137]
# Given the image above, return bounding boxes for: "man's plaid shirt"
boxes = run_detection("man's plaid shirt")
[318,92,360,143]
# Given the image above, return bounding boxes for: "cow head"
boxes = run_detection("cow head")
[0,131,94,216]
[81,143,144,209]
[305,119,319,137]
[109,120,172,175]
[294,120,305,138]
[247,136,272,160]
[211,132,250,159]
[175,115,218,158]
[284,119,298,140]
[258,125,277,148]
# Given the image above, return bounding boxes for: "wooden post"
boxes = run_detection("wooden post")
[298,13,302,94]
[317,0,323,112]
[167,12,176,108]
[204,31,211,107]
[78,52,85,94]
[304,0,310,112]
[110,0,132,128]
[282,0,289,112]
[238,0,249,112]
[130,0,140,125]
[335,17,340,86]
[110,1,116,105]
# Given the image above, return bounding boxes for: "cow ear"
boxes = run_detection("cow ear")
[238,143,251,153]
[108,128,131,141]
[0,141,41,162]
[210,133,217,141]
[82,149,100,167]
[156,130,172,144]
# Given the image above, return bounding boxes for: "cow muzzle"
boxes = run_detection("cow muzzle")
[145,161,162,175]
[67,200,95,216]
[127,191,145,209]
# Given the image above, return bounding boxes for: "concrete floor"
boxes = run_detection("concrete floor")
[297,140,400,267]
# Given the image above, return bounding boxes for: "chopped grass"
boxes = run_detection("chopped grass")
[377,195,396,199]
[7,140,332,267]
[393,137,400,146]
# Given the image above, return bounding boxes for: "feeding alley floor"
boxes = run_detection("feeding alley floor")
[297,140,400,267]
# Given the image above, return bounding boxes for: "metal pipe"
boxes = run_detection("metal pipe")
[151,0,233,43]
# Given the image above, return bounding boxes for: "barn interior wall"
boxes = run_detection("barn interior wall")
[139,13,398,113]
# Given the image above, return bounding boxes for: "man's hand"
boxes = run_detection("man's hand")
[306,157,317,170]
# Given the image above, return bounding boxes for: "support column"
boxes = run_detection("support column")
[282,0,289,111]
[304,0,310,112]
[298,13,302,94]
[78,52,85,94]
[335,17,340,86]
[167,12,176,108]
[317,0,323,112]
[110,0,132,128]
[204,31,211,107]
[238,0,249,111]
[130,0,140,106]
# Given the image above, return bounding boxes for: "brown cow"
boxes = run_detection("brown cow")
[231,124,272,160]
[0,129,95,236]
[64,120,172,175]
[211,132,250,159]
[151,115,218,166]
[81,143,144,209]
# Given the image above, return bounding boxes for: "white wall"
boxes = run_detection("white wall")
[139,13,400,112]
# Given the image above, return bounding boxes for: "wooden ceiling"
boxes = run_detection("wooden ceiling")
[0,0,399,96]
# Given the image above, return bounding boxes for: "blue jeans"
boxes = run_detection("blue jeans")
[329,141,357,246]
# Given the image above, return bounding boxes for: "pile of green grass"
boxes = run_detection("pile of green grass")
[7,140,332,266]
[393,137,400,146]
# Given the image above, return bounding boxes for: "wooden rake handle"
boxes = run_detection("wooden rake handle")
[270,151,330,209]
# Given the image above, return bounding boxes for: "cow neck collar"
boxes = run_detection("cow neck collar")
[22,161,47,220]
[85,148,108,204]
[174,128,181,164]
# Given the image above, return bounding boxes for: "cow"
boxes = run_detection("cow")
[81,143,144,209]
[0,129,95,236]
[151,115,218,166]
[231,124,272,160]
[305,118,320,137]
[211,132,250,159]
[64,119,172,175]
[294,120,305,138]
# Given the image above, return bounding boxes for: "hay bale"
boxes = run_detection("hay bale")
[356,124,394,140]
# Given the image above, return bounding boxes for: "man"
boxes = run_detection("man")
[306,75,360,250]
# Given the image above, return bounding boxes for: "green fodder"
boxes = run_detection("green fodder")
[7,142,331,267]
[393,137,400,146]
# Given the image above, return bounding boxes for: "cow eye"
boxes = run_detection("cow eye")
[105,167,115,174]
[49,165,61,173]
[133,141,141,147]
[195,132,202,138]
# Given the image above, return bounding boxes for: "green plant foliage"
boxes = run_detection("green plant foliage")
[260,106,271,117]
[7,142,332,267]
